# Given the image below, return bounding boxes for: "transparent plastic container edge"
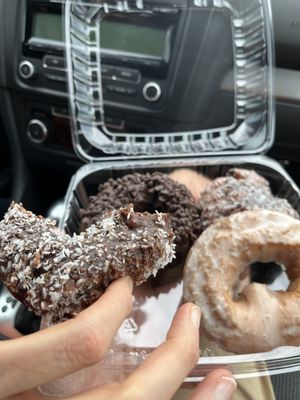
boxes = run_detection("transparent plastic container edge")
[63,0,275,161]
[60,155,299,221]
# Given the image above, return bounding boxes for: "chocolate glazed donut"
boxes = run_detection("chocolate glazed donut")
[0,203,175,322]
[80,172,202,272]
[199,168,299,232]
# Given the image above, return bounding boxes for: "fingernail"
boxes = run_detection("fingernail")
[213,376,237,400]
[191,306,201,329]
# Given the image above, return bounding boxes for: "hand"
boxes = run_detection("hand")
[0,277,236,400]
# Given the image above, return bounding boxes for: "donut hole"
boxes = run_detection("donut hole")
[250,262,283,285]
[235,262,289,297]
[251,261,290,291]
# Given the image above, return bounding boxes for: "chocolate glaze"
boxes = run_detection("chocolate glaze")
[0,203,175,321]
[80,172,202,270]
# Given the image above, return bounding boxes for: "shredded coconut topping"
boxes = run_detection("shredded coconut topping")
[0,202,175,322]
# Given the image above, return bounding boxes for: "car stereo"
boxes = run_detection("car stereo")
[25,2,175,64]
[19,0,235,140]
[23,0,178,80]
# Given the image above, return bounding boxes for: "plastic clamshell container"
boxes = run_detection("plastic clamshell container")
[41,0,300,397]
[39,156,300,398]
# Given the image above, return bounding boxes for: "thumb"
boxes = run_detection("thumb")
[189,369,236,400]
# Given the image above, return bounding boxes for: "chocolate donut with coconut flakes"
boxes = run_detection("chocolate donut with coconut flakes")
[199,168,299,232]
[0,203,175,322]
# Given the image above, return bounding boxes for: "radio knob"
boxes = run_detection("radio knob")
[143,82,161,102]
[27,119,49,144]
[19,61,36,80]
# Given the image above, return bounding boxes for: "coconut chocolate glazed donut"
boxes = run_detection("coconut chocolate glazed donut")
[183,209,300,354]
[199,168,299,232]
[0,203,175,322]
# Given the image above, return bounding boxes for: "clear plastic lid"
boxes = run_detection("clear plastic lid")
[63,0,275,161]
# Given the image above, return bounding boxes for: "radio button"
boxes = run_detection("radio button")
[43,56,65,70]
[113,86,127,94]
[143,82,161,102]
[19,61,36,80]
[105,84,116,93]
[101,65,114,77]
[142,60,161,68]
[107,85,126,94]
[105,84,137,96]
[45,72,67,83]
[120,56,130,64]
[27,119,49,144]
[115,68,140,83]
[126,88,138,96]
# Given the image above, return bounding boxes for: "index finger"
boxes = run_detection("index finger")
[0,277,133,400]
[120,303,200,400]
[0,324,23,339]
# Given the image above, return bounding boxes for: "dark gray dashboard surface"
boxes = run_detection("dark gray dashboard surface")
[272,0,300,69]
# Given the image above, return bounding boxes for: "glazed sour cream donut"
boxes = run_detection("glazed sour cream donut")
[183,209,300,354]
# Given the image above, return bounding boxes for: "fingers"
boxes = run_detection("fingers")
[189,369,236,400]
[5,389,45,400]
[0,277,133,399]
[68,383,121,400]
[78,303,200,400]
[71,303,200,400]
[0,323,23,339]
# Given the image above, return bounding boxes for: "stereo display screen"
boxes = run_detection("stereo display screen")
[32,12,63,43]
[31,12,170,58]
[101,20,168,58]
